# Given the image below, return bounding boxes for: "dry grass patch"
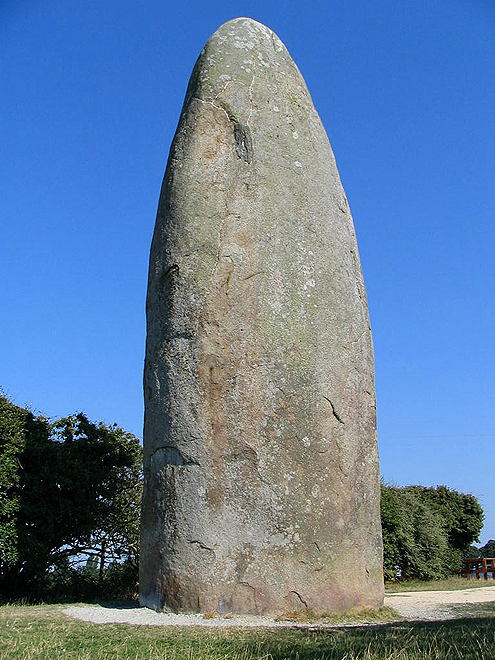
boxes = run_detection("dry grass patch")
[203,611,218,619]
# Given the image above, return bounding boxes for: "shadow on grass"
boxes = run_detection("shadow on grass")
[234,617,495,660]
[97,601,141,610]
[2,605,495,659]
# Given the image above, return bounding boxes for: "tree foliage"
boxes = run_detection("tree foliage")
[479,539,495,558]
[381,483,484,581]
[0,394,142,600]
[0,394,35,569]
[416,485,484,553]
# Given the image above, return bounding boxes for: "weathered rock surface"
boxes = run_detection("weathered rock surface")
[140,17,384,615]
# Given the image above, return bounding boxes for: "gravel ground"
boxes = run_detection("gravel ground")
[384,585,495,621]
[62,606,309,628]
[63,586,495,627]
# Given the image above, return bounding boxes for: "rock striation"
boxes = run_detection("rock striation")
[140,17,384,615]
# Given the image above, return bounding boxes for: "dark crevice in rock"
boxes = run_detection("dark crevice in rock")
[290,590,308,608]
[163,263,180,278]
[322,396,344,424]
[243,270,264,281]
[240,580,256,591]
[151,445,199,466]
[234,122,253,163]
[187,539,214,553]
[338,195,349,214]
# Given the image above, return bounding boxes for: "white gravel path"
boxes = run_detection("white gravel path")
[385,585,495,621]
[63,586,495,627]
[63,606,305,628]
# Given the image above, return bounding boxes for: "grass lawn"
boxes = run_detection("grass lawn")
[385,576,495,593]
[1,604,495,660]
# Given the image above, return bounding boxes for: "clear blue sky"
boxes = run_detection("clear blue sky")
[2,0,494,545]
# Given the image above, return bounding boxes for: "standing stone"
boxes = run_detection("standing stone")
[141,17,383,615]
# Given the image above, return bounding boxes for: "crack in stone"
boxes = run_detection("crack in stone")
[338,195,349,214]
[322,395,344,424]
[213,80,232,103]
[350,329,369,345]
[191,83,256,283]
[355,281,365,303]
[290,590,308,608]
[247,67,256,126]
[234,122,253,163]
[187,539,215,553]
[243,270,264,281]
[194,77,255,164]
[193,96,231,123]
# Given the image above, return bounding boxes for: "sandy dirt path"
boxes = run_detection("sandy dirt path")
[384,585,495,621]
[63,586,495,627]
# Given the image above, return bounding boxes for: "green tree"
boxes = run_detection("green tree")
[47,414,142,577]
[381,483,484,581]
[0,395,50,577]
[479,540,495,558]
[0,394,142,600]
[415,485,484,555]
[380,484,402,580]
[395,488,451,580]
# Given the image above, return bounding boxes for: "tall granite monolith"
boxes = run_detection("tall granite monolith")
[140,17,384,615]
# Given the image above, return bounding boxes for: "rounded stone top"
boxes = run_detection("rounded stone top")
[184,16,306,123]
[210,16,278,38]
[203,16,287,58]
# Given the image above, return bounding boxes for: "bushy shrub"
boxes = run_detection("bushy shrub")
[0,393,142,603]
[381,483,483,581]
[44,558,138,603]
